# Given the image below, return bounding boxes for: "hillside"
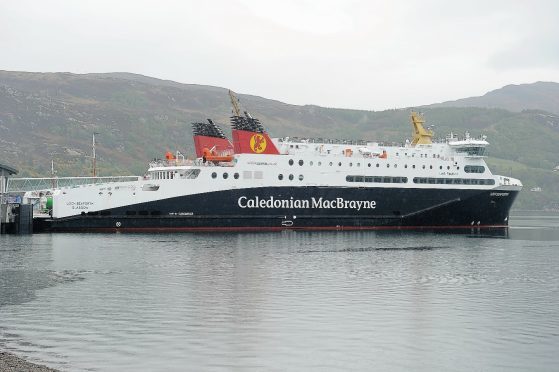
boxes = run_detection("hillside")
[0,71,558,210]
[431,81,559,115]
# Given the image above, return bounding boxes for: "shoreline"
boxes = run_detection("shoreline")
[0,351,59,372]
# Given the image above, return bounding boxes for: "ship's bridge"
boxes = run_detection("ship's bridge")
[447,132,489,157]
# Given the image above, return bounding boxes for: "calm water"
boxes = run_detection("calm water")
[1,214,559,371]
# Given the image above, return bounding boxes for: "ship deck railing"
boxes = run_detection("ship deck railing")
[279,137,408,147]
[6,176,140,193]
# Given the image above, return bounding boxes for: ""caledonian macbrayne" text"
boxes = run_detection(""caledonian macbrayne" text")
[237,196,377,210]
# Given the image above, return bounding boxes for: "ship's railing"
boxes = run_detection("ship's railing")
[6,176,140,193]
[149,159,196,168]
[279,137,370,146]
[279,137,407,147]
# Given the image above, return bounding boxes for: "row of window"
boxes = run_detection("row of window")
[346,176,408,183]
[212,172,240,179]
[152,169,200,180]
[464,165,485,173]
[286,158,477,171]
[211,171,264,180]
[413,177,495,185]
[345,175,496,185]
[278,174,304,181]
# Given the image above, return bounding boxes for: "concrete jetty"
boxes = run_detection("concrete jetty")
[1,163,32,234]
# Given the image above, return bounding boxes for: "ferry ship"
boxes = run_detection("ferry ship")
[35,92,522,232]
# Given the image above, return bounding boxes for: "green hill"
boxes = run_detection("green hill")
[431,81,559,115]
[0,71,558,210]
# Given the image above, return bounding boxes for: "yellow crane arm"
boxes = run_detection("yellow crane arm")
[410,112,433,146]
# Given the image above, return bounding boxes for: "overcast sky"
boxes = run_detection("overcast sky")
[2,0,559,110]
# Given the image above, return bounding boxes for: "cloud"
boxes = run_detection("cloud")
[1,0,559,110]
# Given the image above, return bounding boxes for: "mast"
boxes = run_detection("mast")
[92,132,99,177]
[228,90,241,117]
[410,112,433,146]
[51,159,56,188]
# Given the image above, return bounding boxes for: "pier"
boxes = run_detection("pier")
[0,163,32,234]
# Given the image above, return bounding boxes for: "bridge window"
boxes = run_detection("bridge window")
[455,146,486,156]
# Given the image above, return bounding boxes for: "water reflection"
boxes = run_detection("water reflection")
[0,213,558,371]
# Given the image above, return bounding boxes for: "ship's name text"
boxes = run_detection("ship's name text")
[238,196,376,210]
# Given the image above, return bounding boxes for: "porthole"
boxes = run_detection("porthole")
[211,172,217,179]
[413,165,416,169]
[299,174,304,181]
[278,174,283,180]
[289,159,294,166]
[357,163,360,167]
[457,166,460,170]
[310,161,314,166]
[376,163,380,168]
[429,165,432,169]
[338,162,342,167]
[422,165,426,169]
[289,174,294,181]
[368,163,371,167]
[299,160,304,166]
[329,162,333,166]
[447,166,450,170]
[394,164,397,168]
[223,173,228,179]
[404,164,408,168]
[439,166,443,170]
[349,162,353,167]
[234,173,239,179]
[318,162,322,166]
[387,164,390,168]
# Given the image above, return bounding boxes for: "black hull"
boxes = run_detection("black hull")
[35,186,519,233]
